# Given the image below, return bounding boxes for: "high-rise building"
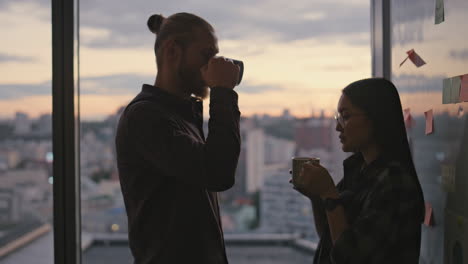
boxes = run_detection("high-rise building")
[13,112,32,135]
[264,135,295,165]
[294,116,333,153]
[0,188,22,223]
[246,128,265,193]
[36,114,52,136]
[258,170,317,241]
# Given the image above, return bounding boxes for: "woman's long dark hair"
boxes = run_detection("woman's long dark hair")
[342,78,425,222]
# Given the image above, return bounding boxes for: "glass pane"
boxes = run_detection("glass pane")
[79,1,370,263]
[391,1,468,263]
[0,0,53,263]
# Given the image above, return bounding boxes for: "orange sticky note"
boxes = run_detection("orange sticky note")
[424,202,434,226]
[424,109,434,135]
[460,74,468,102]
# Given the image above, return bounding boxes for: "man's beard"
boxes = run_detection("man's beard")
[190,77,209,99]
[178,62,209,99]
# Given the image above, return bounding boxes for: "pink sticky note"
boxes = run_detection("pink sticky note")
[407,49,426,67]
[424,202,434,227]
[399,49,426,68]
[403,108,414,129]
[460,74,468,102]
[424,109,434,135]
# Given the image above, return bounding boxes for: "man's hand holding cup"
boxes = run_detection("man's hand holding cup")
[201,56,240,90]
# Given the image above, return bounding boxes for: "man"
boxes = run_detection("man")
[115,12,241,264]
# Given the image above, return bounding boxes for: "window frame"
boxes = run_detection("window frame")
[52,0,81,263]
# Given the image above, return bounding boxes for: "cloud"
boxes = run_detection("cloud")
[236,82,283,94]
[0,53,36,63]
[391,0,468,46]
[393,74,445,93]
[1,73,287,99]
[0,81,51,99]
[0,72,288,99]
[449,49,468,60]
[40,0,370,49]
[80,74,153,95]
[0,74,154,100]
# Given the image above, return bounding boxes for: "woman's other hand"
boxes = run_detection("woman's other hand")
[293,162,338,199]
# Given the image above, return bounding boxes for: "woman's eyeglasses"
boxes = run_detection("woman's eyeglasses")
[334,112,366,127]
[334,113,345,127]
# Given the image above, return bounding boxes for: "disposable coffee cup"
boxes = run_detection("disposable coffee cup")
[291,157,320,181]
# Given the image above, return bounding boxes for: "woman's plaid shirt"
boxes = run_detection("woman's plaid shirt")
[313,154,424,264]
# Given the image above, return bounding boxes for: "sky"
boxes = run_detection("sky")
[0,0,371,120]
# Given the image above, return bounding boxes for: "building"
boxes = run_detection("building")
[35,114,52,136]
[246,128,265,193]
[294,116,333,153]
[264,135,296,165]
[258,170,317,241]
[0,188,22,223]
[13,112,32,135]
[0,169,50,224]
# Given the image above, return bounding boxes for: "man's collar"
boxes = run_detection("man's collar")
[141,84,201,104]
[138,84,203,118]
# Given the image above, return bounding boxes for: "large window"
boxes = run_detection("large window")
[0,0,370,263]
[78,1,370,263]
[0,1,54,263]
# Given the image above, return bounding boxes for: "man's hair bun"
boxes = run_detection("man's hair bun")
[147,14,165,34]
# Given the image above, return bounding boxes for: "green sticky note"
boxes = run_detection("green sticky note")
[435,0,445,25]
[443,78,452,104]
[451,76,462,104]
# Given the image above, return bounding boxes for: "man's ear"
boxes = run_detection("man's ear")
[164,38,182,65]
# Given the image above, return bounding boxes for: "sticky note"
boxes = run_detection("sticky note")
[442,78,452,104]
[424,202,434,226]
[400,49,426,68]
[451,76,461,104]
[460,74,468,102]
[435,0,445,25]
[441,164,456,192]
[424,109,434,135]
[407,49,426,67]
[403,108,414,129]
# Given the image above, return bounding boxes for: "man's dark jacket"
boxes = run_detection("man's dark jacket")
[115,84,241,264]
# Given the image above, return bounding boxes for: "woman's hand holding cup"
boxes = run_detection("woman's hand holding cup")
[293,161,338,199]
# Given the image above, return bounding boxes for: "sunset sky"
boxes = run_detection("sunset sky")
[0,0,371,120]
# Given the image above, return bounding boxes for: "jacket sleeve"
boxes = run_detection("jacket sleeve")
[329,167,422,264]
[127,87,241,192]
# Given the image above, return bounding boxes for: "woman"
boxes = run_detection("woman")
[292,78,425,264]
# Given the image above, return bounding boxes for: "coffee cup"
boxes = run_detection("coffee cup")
[291,157,320,182]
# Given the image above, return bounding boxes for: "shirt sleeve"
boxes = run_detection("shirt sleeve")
[127,87,241,192]
[329,167,421,264]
